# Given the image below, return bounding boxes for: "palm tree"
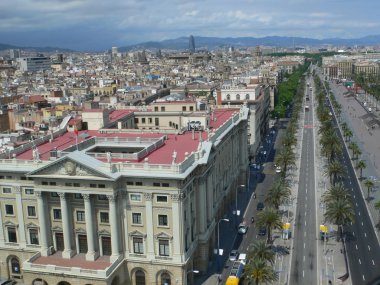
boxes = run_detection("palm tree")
[324,198,355,241]
[281,132,297,149]
[355,160,366,179]
[244,259,278,285]
[348,142,359,159]
[322,184,350,204]
[275,148,296,178]
[343,129,353,142]
[364,179,375,200]
[326,160,345,186]
[256,207,283,243]
[353,147,362,160]
[375,200,380,225]
[248,240,275,265]
[265,180,291,210]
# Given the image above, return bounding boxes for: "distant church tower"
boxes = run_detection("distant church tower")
[253,46,263,66]
[189,35,195,53]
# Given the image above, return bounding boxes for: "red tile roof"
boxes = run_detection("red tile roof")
[108,110,133,123]
[15,108,239,164]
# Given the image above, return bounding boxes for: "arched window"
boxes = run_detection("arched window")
[226,94,230,100]
[135,270,146,285]
[236,94,240,100]
[245,94,250,100]
[11,257,20,274]
[161,272,171,285]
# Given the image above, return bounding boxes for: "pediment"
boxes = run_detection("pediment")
[128,230,146,238]
[25,222,39,228]
[4,221,17,227]
[27,154,115,181]
[98,229,110,236]
[154,231,173,240]
[75,227,86,234]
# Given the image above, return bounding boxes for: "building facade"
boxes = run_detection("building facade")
[0,106,249,285]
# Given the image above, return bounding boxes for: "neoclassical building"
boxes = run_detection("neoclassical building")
[0,106,249,285]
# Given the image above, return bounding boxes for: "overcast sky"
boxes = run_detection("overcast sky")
[1,0,379,51]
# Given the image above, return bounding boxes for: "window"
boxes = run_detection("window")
[130,194,141,201]
[162,183,169,187]
[136,182,143,186]
[3,187,11,194]
[158,215,168,226]
[27,206,36,217]
[142,118,146,123]
[90,184,97,188]
[133,237,144,254]
[190,106,194,111]
[132,213,142,224]
[53,209,61,220]
[42,181,48,185]
[159,239,169,256]
[65,182,73,187]
[74,193,83,199]
[98,184,105,188]
[154,107,158,112]
[98,195,107,200]
[51,192,58,197]
[49,182,56,186]
[246,93,250,100]
[226,94,230,100]
[148,118,152,123]
[156,195,168,203]
[73,183,80,187]
[155,118,159,126]
[182,106,186,111]
[236,94,240,100]
[100,212,109,223]
[153,182,160,187]
[76,210,85,222]
[161,106,165,112]
[8,227,17,243]
[25,188,34,195]
[161,272,171,285]
[127,181,134,186]
[135,118,139,124]
[5,204,14,215]
[29,229,39,245]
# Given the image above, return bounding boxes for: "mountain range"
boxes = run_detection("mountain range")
[1,35,380,53]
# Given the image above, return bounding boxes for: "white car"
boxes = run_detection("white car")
[238,223,248,234]
[275,166,282,173]
[229,250,239,261]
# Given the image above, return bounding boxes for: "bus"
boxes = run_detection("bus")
[225,261,244,285]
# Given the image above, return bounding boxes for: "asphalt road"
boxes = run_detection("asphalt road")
[289,77,318,285]
[323,80,380,285]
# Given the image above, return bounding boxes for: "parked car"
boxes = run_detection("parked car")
[238,253,247,265]
[257,202,265,211]
[258,227,267,236]
[238,223,248,234]
[229,250,239,261]
[275,166,282,173]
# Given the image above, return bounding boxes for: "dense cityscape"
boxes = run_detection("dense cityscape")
[1,9,380,285]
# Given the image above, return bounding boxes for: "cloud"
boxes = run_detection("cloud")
[0,0,379,50]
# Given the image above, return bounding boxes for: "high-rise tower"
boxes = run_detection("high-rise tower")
[189,35,195,53]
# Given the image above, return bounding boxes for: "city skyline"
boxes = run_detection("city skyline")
[1,0,380,51]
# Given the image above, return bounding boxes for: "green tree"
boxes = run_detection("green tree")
[275,148,296,178]
[343,128,353,142]
[348,142,359,159]
[324,198,355,241]
[244,259,278,285]
[355,160,366,179]
[265,180,291,210]
[256,207,283,243]
[364,179,375,200]
[248,240,275,265]
[326,160,345,186]
[322,184,350,204]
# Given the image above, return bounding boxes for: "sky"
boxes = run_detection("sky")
[1,0,380,51]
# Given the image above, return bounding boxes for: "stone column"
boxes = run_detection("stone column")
[198,178,207,234]
[14,186,26,246]
[58,192,74,258]
[108,194,120,262]
[83,194,98,261]
[171,193,183,261]
[144,193,155,258]
[35,191,51,256]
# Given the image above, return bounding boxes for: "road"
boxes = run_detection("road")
[289,77,318,285]
[323,79,380,285]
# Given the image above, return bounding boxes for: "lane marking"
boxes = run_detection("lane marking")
[359,258,361,264]
[305,221,307,226]
[363,275,365,281]
[365,233,367,238]
[359,211,361,216]
[368,245,371,251]
[304,243,306,249]
[372,260,375,265]
[303,271,305,278]
[353,232,355,236]
[355,244,358,250]
[362,222,364,226]
[303,256,305,262]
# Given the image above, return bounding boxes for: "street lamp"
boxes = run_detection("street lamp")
[216,218,230,272]
[186,269,199,285]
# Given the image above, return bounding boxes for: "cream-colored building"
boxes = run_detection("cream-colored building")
[0,106,249,285]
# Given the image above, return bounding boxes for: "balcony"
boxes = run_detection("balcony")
[23,252,121,279]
